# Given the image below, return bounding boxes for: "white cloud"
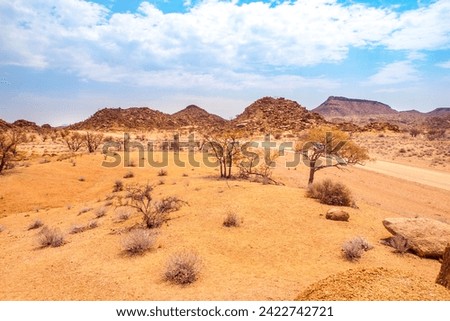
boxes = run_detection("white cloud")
[0,0,448,90]
[366,61,420,85]
[382,0,450,50]
[437,60,450,68]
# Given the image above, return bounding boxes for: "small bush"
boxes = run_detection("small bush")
[122,229,157,255]
[115,207,132,222]
[342,236,372,261]
[157,169,168,176]
[113,180,124,192]
[78,206,93,215]
[223,212,240,228]
[38,227,65,248]
[27,219,44,230]
[154,196,185,215]
[78,176,85,182]
[123,171,134,179]
[307,179,353,206]
[69,220,98,234]
[164,251,202,285]
[388,234,410,254]
[95,206,107,218]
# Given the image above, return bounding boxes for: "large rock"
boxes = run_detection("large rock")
[326,208,350,222]
[383,217,450,258]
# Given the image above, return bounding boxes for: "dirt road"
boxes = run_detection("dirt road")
[356,160,450,191]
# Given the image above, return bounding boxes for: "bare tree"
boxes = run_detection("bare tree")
[202,130,242,179]
[297,127,369,184]
[123,183,185,228]
[238,145,283,185]
[84,131,104,153]
[0,129,27,174]
[61,131,84,152]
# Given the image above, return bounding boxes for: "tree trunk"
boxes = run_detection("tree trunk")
[436,245,450,289]
[308,161,316,184]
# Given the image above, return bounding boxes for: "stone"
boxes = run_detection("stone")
[326,208,350,222]
[436,245,450,289]
[382,217,450,258]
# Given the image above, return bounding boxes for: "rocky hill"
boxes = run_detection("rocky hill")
[426,107,450,117]
[0,118,12,131]
[232,97,325,133]
[313,96,398,118]
[171,105,227,129]
[69,107,176,131]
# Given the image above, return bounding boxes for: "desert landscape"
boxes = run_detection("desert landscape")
[1,96,449,301]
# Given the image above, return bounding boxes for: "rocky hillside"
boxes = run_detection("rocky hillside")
[313,96,398,118]
[232,97,325,133]
[171,105,227,129]
[69,107,176,131]
[0,118,11,131]
[427,107,450,117]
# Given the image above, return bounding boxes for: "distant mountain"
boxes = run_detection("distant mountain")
[171,105,227,129]
[313,96,398,118]
[69,107,175,131]
[232,96,325,133]
[426,107,450,117]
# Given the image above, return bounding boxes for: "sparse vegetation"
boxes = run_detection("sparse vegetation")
[123,171,134,179]
[388,234,410,254]
[37,227,65,248]
[157,169,168,176]
[342,236,372,261]
[84,131,104,153]
[124,184,185,229]
[78,206,93,215]
[69,220,98,234]
[297,127,369,184]
[164,251,202,285]
[121,229,157,255]
[223,211,240,227]
[306,179,353,206]
[27,219,44,230]
[115,207,132,222]
[0,129,27,174]
[95,206,107,218]
[113,180,124,192]
[62,131,84,152]
[78,176,86,182]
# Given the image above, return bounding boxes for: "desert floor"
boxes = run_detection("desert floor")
[0,132,449,300]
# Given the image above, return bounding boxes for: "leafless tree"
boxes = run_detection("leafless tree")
[84,131,104,153]
[0,129,27,174]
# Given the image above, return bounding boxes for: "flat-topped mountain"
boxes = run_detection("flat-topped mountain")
[232,96,325,133]
[171,105,227,129]
[313,96,398,118]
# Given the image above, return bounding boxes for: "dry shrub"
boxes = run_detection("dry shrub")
[388,234,410,254]
[27,219,44,230]
[122,229,157,255]
[78,206,93,215]
[123,171,134,179]
[115,207,132,222]
[69,220,98,234]
[157,169,168,176]
[95,206,107,218]
[38,227,65,248]
[342,236,372,261]
[113,180,124,192]
[164,251,202,285]
[307,179,353,206]
[223,212,240,228]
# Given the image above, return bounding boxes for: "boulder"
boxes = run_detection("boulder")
[326,208,350,222]
[382,217,450,258]
[436,245,450,289]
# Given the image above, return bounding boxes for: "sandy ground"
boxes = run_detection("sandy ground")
[0,136,449,301]
[356,160,450,191]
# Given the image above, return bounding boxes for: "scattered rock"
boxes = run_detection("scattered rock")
[436,245,450,289]
[382,217,450,258]
[326,208,349,222]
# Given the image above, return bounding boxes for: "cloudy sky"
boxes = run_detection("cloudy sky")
[0,0,449,125]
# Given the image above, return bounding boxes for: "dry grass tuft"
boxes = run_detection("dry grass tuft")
[27,219,44,230]
[157,169,168,176]
[121,229,158,255]
[38,227,65,248]
[223,212,240,228]
[388,234,410,254]
[95,206,107,218]
[69,220,98,234]
[164,251,202,285]
[113,180,124,192]
[342,236,373,261]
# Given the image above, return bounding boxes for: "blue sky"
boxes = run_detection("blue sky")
[1,0,449,125]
